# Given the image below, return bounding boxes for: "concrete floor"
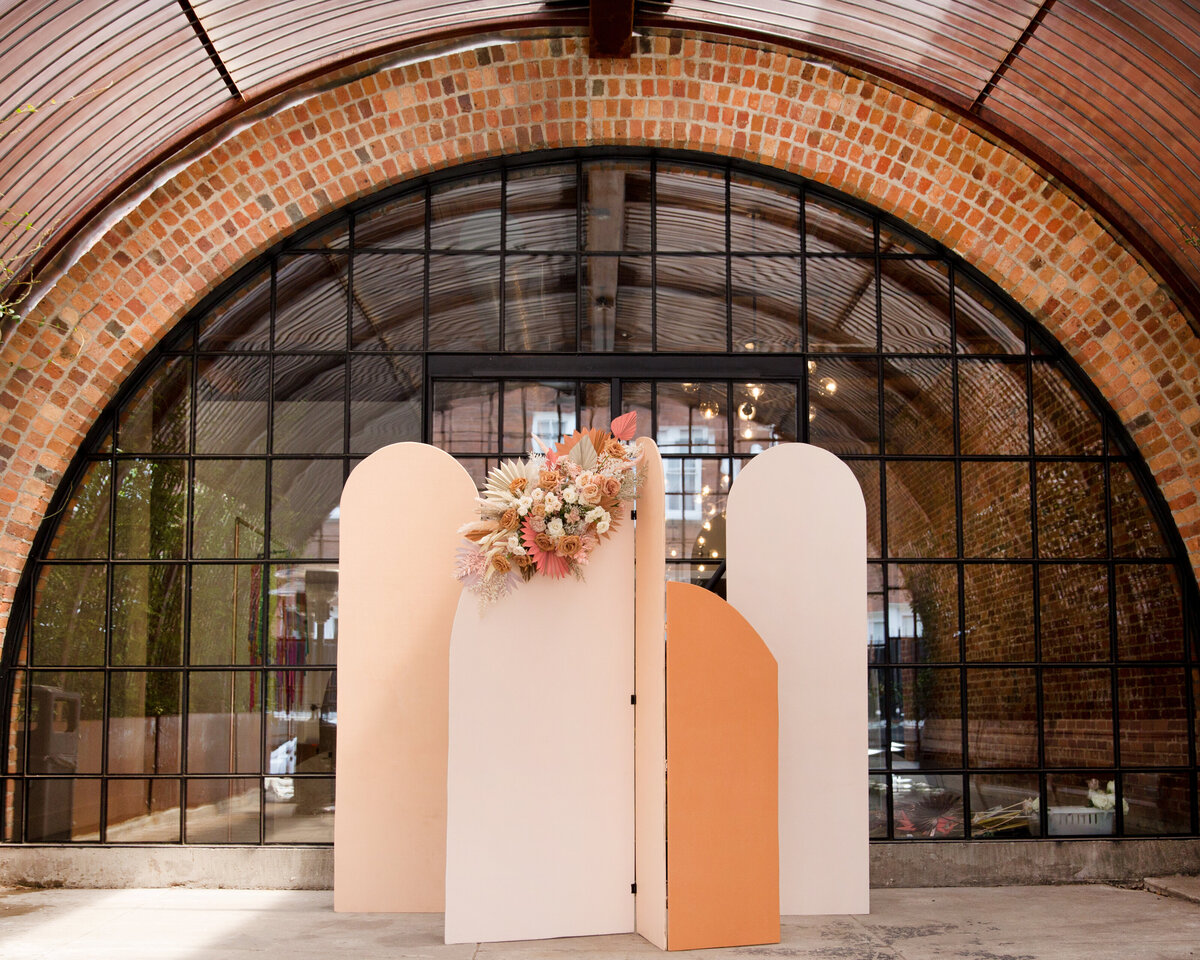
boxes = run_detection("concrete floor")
[1,884,1198,960]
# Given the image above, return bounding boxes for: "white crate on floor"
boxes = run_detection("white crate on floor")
[1046,806,1114,836]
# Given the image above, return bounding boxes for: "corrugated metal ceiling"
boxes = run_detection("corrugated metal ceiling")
[1,0,1197,323]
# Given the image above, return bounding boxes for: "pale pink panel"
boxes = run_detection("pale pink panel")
[633,438,667,950]
[726,443,869,916]
[334,443,477,912]
[444,521,635,944]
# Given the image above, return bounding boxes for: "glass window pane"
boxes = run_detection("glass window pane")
[955,272,1024,354]
[1110,461,1171,557]
[268,565,338,667]
[891,773,964,839]
[26,778,101,842]
[1122,772,1192,836]
[3,779,23,841]
[192,460,266,559]
[868,668,886,768]
[432,379,498,453]
[273,355,345,455]
[266,778,334,843]
[808,358,879,455]
[507,165,576,250]
[428,255,500,351]
[1118,668,1189,766]
[196,356,269,455]
[1031,362,1102,455]
[32,565,106,666]
[580,382,612,434]
[105,779,180,843]
[1043,668,1113,767]
[665,460,728,562]
[1037,462,1106,558]
[886,461,956,558]
[958,360,1028,456]
[970,774,1038,838]
[1044,772,1117,836]
[732,257,800,352]
[1116,564,1185,660]
[961,461,1031,558]
[806,258,877,351]
[114,459,187,559]
[431,175,501,250]
[880,259,951,353]
[119,357,190,454]
[967,668,1037,767]
[112,565,184,666]
[655,383,729,453]
[28,672,104,773]
[583,161,650,252]
[964,564,1035,661]
[1039,564,1110,662]
[266,669,335,776]
[505,255,577,351]
[45,460,111,559]
[891,667,961,768]
[655,256,727,351]
[869,775,888,837]
[730,174,800,254]
[190,565,265,666]
[348,355,422,455]
[582,254,651,351]
[352,253,423,350]
[883,359,953,454]
[656,165,725,253]
[502,381,576,455]
[356,191,424,248]
[806,195,873,254]
[185,778,260,843]
[108,671,182,774]
[198,267,270,351]
[734,382,796,453]
[845,460,882,558]
[186,672,261,774]
[274,253,349,351]
[271,460,342,559]
[7,660,27,774]
[888,564,959,663]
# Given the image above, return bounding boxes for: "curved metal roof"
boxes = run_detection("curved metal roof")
[2,0,1198,323]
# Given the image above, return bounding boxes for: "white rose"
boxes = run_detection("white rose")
[585,506,605,524]
[544,492,561,513]
[516,496,533,516]
[507,535,526,555]
[562,485,579,504]
[595,517,610,535]
[547,518,565,538]
[532,488,545,502]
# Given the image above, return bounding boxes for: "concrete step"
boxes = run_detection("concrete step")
[1145,875,1200,905]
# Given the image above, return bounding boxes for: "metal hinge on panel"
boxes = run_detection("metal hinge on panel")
[631,883,637,894]
[630,694,636,705]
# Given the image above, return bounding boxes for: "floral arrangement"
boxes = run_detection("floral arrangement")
[455,411,643,608]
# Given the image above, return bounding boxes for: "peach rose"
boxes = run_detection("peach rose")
[579,482,602,505]
[600,476,622,498]
[558,535,582,557]
[491,555,511,574]
[605,438,626,457]
[538,469,561,490]
[501,508,520,530]
[508,477,528,496]
[534,533,555,553]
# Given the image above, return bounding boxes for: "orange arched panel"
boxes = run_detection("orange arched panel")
[665,582,779,950]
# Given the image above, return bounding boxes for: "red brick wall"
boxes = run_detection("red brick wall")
[1,28,1199,656]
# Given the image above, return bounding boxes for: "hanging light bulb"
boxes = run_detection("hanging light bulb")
[698,564,707,573]
[699,400,719,419]
[721,474,730,486]
[670,548,678,557]
[681,382,699,394]
[742,425,753,439]
[807,359,817,374]
[707,504,718,517]
[744,340,757,351]
[710,550,719,558]
[738,401,756,421]
[819,376,838,395]
[697,536,706,546]
[808,403,817,422]
[746,383,764,400]
[701,484,711,496]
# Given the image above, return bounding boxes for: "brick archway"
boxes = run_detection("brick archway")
[2,29,1199,639]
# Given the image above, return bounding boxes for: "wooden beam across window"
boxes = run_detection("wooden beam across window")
[590,0,635,58]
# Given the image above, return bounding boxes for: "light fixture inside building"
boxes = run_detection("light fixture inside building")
[808,403,816,422]
[746,383,764,400]
[819,376,838,395]
[744,340,757,351]
[742,426,753,439]
[681,381,698,394]
[699,400,719,419]
[738,401,756,421]
[807,359,817,374]
[702,520,712,531]
[710,550,718,558]
[697,536,706,546]
[702,484,711,495]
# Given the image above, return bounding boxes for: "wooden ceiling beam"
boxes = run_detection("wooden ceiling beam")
[590,0,635,58]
